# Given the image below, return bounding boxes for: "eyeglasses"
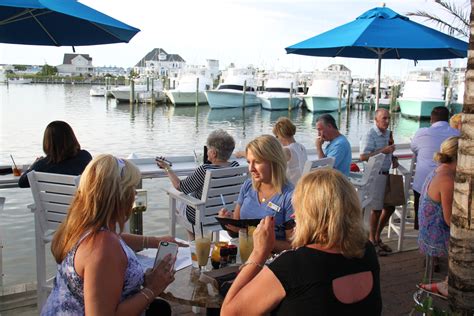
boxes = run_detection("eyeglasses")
[275,219,296,232]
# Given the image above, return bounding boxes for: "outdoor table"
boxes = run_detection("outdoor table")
[159,265,223,314]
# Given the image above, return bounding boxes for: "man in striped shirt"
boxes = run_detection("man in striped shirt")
[360,109,399,255]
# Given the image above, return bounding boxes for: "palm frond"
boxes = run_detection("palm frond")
[406,0,470,39]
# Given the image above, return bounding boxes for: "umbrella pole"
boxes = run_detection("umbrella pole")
[376,54,382,110]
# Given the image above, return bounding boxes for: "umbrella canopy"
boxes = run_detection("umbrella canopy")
[285,6,468,108]
[0,0,140,46]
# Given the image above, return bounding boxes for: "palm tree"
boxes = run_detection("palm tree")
[406,1,469,39]
[447,2,474,312]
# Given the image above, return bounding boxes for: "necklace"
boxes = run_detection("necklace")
[259,189,276,203]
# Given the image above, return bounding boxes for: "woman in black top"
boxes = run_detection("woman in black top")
[222,169,382,315]
[19,121,92,188]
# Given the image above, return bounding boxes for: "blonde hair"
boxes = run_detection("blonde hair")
[449,113,462,129]
[272,117,296,138]
[292,169,367,258]
[434,136,459,164]
[246,135,287,193]
[51,154,141,263]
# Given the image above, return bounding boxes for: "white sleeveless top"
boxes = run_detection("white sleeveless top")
[285,142,308,186]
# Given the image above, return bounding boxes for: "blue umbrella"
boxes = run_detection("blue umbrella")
[286,6,467,108]
[0,0,140,47]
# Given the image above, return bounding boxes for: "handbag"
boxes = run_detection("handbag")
[383,174,405,206]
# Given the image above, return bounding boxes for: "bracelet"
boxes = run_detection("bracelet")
[139,289,152,304]
[239,261,264,271]
[142,287,155,298]
[164,166,171,173]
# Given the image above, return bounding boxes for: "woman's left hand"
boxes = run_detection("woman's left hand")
[159,236,188,247]
[251,216,275,260]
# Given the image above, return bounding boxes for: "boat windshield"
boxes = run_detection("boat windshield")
[218,84,255,92]
[265,87,291,93]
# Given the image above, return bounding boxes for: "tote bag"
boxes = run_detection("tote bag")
[383,174,405,206]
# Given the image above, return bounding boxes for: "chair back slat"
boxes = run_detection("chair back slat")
[302,157,335,175]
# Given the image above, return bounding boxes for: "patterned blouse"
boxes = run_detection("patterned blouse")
[41,229,144,315]
[417,170,450,257]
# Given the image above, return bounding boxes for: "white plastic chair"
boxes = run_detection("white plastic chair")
[349,153,385,224]
[167,166,248,240]
[302,157,335,175]
[387,155,417,251]
[27,171,79,312]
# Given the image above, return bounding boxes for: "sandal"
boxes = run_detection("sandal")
[375,244,389,257]
[377,240,392,253]
[416,282,448,300]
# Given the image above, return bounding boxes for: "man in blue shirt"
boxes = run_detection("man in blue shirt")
[315,114,352,176]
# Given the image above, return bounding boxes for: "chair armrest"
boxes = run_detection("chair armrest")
[166,188,205,208]
[395,164,410,176]
[28,203,36,212]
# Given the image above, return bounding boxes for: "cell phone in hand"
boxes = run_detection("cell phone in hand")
[155,156,173,167]
[154,241,178,268]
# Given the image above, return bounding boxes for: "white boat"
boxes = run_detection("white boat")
[205,67,260,108]
[258,77,299,111]
[110,79,164,103]
[398,70,446,119]
[303,65,351,112]
[166,74,211,106]
[8,78,32,84]
[89,86,106,97]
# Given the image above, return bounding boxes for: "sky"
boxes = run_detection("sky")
[0,0,469,79]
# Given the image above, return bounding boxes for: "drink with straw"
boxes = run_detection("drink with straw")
[239,226,256,263]
[10,155,21,176]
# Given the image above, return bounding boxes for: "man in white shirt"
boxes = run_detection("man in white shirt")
[411,106,460,229]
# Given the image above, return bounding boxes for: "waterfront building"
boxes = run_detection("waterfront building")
[134,48,186,79]
[56,54,94,76]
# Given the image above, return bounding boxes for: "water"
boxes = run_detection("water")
[0,84,425,288]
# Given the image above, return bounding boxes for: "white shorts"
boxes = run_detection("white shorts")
[370,173,388,210]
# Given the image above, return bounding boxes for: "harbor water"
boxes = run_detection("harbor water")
[0,84,426,289]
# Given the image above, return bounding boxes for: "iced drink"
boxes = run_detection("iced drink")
[239,227,255,263]
[195,237,211,268]
[12,166,21,177]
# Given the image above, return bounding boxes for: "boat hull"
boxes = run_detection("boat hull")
[259,95,299,111]
[303,96,345,112]
[398,99,446,118]
[166,91,208,105]
[205,90,260,108]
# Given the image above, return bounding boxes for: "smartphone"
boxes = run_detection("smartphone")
[155,156,173,167]
[203,146,211,164]
[154,241,178,268]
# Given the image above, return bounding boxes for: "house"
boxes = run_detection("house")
[56,54,94,76]
[134,48,185,78]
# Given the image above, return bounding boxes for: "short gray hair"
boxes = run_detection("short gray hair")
[207,129,235,161]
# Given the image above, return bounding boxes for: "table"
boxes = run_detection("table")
[160,265,223,311]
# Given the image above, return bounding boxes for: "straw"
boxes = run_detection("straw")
[200,223,204,239]
[191,225,196,240]
[10,155,18,169]
[219,194,226,208]
[193,150,198,161]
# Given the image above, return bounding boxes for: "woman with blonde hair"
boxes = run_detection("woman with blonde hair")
[272,117,308,186]
[222,169,382,315]
[449,113,462,130]
[219,135,294,252]
[418,136,459,298]
[42,154,183,316]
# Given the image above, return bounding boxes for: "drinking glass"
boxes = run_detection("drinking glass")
[195,236,211,271]
[239,228,254,264]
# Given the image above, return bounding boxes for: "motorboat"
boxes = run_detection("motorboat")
[89,86,106,97]
[166,73,212,106]
[303,65,351,112]
[110,79,164,103]
[398,70,446,119]
[258,77,299,111]
[8,78,32,84]
[205,67,260,108]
